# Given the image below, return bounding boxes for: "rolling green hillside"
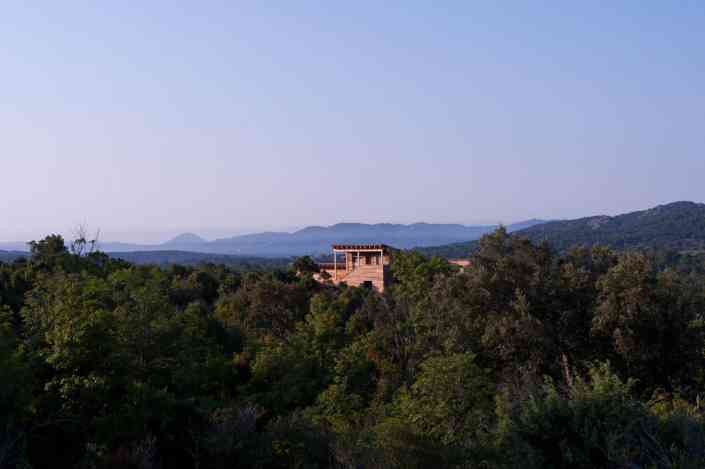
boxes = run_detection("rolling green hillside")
[418,201,705,258]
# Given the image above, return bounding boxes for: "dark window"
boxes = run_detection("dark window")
[362,281,373,289]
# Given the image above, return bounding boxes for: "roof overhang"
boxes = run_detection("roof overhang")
[331,244,391,252]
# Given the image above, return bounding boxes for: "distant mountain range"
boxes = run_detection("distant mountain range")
[5,202,704,264]
[0,242,28,252]
[162,233,208,246]
[417,201,705,258]
[0,221,546,258]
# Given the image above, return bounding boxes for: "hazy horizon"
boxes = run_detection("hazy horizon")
[2,217,531,245]
[3,3,704,243]
[1,199,701,245]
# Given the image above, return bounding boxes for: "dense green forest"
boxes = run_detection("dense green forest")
[3,228,705,468]
[419,201,705,260]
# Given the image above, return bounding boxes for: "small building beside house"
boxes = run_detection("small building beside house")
[315,244,392,292]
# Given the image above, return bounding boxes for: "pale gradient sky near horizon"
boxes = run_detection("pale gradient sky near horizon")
[2,2,705,243]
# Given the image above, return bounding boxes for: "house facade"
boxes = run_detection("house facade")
[316,244,392,292]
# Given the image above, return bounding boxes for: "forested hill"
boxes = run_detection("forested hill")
[0,250,26,263]
[418,201,705,258]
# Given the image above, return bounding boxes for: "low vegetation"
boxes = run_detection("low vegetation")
[2,228,705,468]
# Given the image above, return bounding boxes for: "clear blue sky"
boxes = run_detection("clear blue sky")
[2,2,704,242]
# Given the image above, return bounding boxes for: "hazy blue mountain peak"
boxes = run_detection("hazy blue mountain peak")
[164,233,207,245]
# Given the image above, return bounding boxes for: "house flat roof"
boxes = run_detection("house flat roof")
[331,244,391,251]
